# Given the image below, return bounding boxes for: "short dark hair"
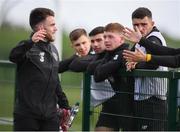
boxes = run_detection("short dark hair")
[69,28,87,42]
[89,26,104,36]
[29,7,54,30]
[104,23,124,33]
[132,7,152,19]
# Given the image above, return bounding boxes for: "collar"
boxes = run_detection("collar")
[108,43,129,54]
[145,26,159,38]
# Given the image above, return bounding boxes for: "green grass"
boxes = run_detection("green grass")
[62,87,82,131]
[0,125,13,131]
[0,82,82,131]
[61,72,83,87]
[0,81,100,131]
[0,83,14,131]
[0,83,14,117]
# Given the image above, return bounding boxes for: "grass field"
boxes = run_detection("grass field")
[0,81,83,131]
[0,78,99,131]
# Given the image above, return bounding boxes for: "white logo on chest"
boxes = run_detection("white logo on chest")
[39,52,45,62]
[113,54,119,60]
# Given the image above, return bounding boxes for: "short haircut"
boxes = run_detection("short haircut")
[89,26,104,36]
[132,7,152,19]
[104,23,124,33]
[69,28,87,42]
[29,7,54,30]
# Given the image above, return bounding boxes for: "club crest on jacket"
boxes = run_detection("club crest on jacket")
[113,54,119,60]
[39,52,45,62]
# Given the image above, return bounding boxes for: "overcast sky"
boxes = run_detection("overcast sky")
[1,0,180,39]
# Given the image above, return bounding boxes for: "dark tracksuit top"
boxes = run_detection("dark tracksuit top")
[58,54,79,73]
[9,39,69,119]
[138,37,180,68]
[68,52,95,72]
[92,44,133,111]
[86,52,106,74]
[93,44,130,92]
[58,50,95,73]
[58,47,94,73]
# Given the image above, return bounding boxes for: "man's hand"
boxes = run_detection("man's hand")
[123,48,146,62]
[58,108,71,131]
[122,26,142,44]
[32,29,47,43]
[126,61,137,71]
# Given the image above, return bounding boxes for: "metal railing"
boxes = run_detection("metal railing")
[82,69,180,131]
[1,60,180,131]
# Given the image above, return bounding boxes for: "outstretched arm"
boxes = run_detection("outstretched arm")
[68,55,94,72]
[138,38,180,55]
[150,54,180,68]
[123,49,180,68]
[123,27,180,56]
[58,55,78,73]
[123,48,146,62]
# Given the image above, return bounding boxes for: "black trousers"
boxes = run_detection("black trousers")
[14,113,60,131]
[134,96,167,131]
[96,94,133,131]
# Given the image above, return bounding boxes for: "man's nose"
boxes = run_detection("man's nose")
[54,26,58,31]
[79,44,84,49]
[93,42,99,46]
[137,25,143,32]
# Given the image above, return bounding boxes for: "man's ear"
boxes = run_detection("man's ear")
[36,23,44,31]
[151,21,155,26]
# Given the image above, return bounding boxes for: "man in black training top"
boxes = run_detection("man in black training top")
[9,7,69,131]
[90,23,133,131]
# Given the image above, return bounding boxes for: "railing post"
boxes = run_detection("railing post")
[82,72,91,131]
[168,73,178,130]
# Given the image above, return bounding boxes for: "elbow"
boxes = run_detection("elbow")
[9,53,16,63]
[86,67,94,75]
[94,76,102,82]
[8,49,21,63]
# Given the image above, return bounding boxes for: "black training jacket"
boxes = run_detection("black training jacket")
[138,37,180,68]
[9,39,69,118]
[93,44,132,93]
